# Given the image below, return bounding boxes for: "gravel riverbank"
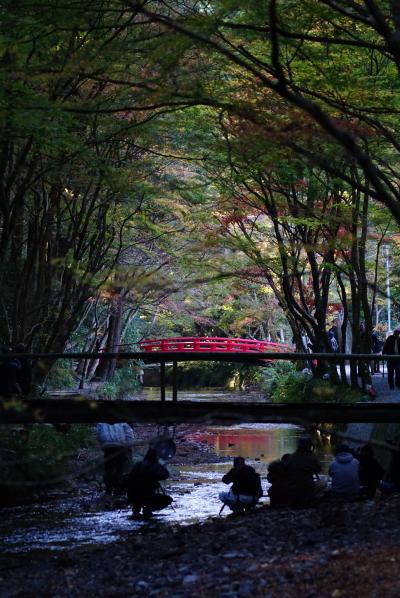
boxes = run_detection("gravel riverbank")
[129,423,230,466]
[2,421,398,597]
[1,494,400,597]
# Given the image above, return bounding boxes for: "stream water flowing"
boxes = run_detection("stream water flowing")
[0,389,332,554]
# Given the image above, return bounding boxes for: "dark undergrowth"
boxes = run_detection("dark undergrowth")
[0,424,95,506]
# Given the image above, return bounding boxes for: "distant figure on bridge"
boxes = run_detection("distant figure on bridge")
[329,444,360,500]
[285,437,322,508]
[219,456,263,513]
[96,423,134,496]
[127,448,172,518]
[382,328,400,390]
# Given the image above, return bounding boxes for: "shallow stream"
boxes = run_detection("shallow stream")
[0,390,332,554]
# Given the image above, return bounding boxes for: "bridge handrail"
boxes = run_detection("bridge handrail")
[138,337,291,354]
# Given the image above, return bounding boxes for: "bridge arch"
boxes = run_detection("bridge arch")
[138,336,291,401]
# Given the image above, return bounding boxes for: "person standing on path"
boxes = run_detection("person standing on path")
[382,328,400,390]
[371,330,383,374]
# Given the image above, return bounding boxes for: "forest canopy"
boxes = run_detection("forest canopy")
[1,0,399,389]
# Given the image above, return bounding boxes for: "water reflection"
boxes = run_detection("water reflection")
[129,387,265,402]
[0,390,333,554]
[190,424,301,466]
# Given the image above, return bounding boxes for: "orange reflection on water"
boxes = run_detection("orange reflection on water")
[189,427,301,463]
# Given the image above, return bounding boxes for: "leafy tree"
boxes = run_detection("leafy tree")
[0,1,189,382]
[127,1,400,223]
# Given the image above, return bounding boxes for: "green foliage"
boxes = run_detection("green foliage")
[1,0,399,389]
[45,362,76,390]
[256,362,308,402]
[97,364,140,399]
[256,362,362,403]
[97,380,119,399]
[0,424,95,505]
[166,360,241,388]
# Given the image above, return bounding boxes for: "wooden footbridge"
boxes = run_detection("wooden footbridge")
[1,337,400,425]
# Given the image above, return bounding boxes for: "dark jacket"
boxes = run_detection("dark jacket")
[388,448,400,486]
[329,452,360,495]
[222,465,262,497]
[382,334,400,355]
[371,332,382,354]
[267,460,289,508]
[358,454,384,496]
[286,450,321,507]
[127,458,169,502]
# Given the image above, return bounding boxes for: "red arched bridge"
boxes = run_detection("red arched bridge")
[138,337,290,402]
[138,336,290,355]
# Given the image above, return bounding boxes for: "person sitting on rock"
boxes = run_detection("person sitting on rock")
[329,444,360,500]
[357,444,384,498]
[219,456,263,513]
[267,459,289,508]
[127,448,172,518]
[285,437,322,508]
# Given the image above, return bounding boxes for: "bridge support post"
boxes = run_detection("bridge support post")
[172,360,178,402]
[160,361,166,401]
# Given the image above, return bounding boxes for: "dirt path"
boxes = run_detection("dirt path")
[371,368,400,402]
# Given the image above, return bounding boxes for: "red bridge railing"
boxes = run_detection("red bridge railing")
[138,336,290,357]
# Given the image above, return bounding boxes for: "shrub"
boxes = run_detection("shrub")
[45,362,76,390]
[256,362,362,403]
[97,364,141,398]
[0,424,96,505]
[97,380,119,399]
[261,362,310,402]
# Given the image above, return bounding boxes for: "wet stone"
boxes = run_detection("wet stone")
[319,558,328,565]
[183,574,198,584]
[237,581,254,596]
